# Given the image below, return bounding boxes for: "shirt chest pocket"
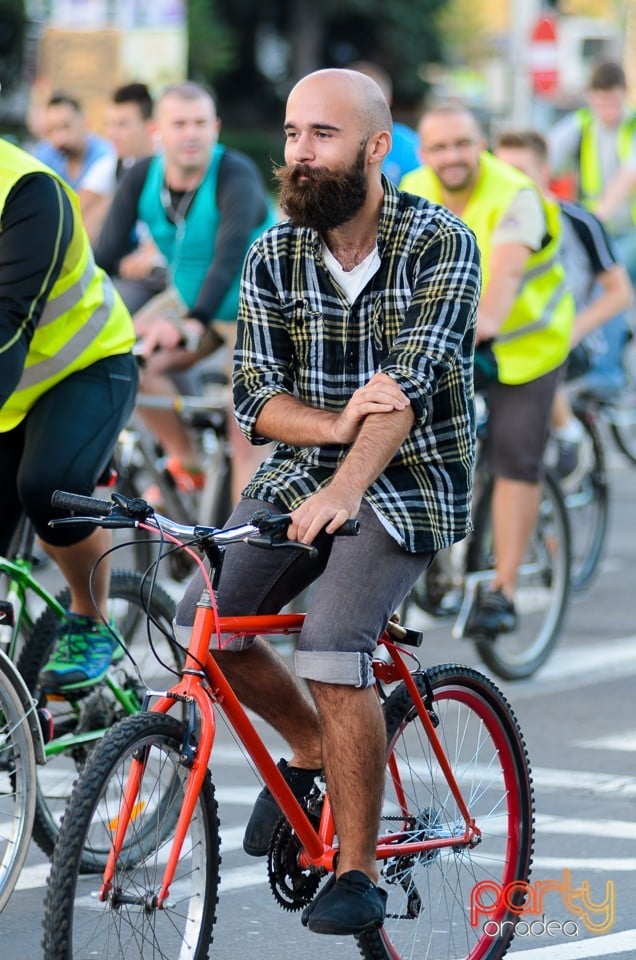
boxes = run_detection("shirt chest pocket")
[282,299,322,369]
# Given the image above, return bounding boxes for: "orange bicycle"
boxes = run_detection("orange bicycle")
[42,491,534,960]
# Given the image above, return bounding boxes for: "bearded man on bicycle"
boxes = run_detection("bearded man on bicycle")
[175,68,479,937]
[0,137,137,693]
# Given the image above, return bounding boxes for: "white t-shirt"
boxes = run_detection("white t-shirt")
[79,152,118,195]
[321,243,381,302]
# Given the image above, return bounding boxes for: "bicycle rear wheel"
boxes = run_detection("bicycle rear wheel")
[16,570,178,865]
[469,470,571,680]
[0,659,37,913]
[42,712,220,960]
[563,406,609,592]
[357,665,534,960]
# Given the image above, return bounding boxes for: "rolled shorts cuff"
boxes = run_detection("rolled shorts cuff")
[294,649,375,688]
[173,621,256,653]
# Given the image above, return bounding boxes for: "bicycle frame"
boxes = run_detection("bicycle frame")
[0,555,67,662]
[0,553,150,758]
[99,600,480,909]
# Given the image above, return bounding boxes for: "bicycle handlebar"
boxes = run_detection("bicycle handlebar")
[51,490,114,516]
[49,490,360,548]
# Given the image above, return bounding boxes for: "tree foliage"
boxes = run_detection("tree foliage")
[0,0,26,90]
[194,0,450,125]
[187,0,235,86]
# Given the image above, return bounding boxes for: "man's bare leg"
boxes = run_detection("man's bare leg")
[214,639,322,768]
[309,682,386,882]
[137,367,199,465]
[491,476,541,597]
[40,527,112,617]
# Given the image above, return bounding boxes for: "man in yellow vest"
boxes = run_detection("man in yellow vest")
[0,137,138,692]
[548,61,636,286]
[401,102,573,637]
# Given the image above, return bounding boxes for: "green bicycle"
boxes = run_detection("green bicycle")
[1,512,178,868]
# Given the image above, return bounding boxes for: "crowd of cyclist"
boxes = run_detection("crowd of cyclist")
[1,55,635,938]
[1,60,633,702]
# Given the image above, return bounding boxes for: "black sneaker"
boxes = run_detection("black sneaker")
[466,588,517,638]
[301,873,336,927]
[304,870,387,936]
[243,758,322,857]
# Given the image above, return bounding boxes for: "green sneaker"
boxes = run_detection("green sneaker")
[40,614,125,694]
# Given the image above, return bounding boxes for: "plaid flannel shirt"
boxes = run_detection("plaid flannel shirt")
[233,179,481,553]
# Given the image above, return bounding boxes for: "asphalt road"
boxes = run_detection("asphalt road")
[2,443,635,959]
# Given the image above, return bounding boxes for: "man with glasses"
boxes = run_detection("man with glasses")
[401,102,574,638]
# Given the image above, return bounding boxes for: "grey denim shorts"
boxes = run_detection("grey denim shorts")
[174,498,433,688]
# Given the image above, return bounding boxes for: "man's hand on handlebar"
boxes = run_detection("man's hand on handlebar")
[288,485,361,545]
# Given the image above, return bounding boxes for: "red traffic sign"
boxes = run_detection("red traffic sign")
[528,13,559,96]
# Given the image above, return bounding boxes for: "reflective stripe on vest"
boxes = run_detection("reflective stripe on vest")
[400,153,574,384]
[496,277,569,343]
[0,138,134,430]
[16,276,115,390]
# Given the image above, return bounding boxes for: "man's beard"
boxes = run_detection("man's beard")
[274,144,368,231]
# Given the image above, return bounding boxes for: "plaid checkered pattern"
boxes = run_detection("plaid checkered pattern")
[233,179,481,553]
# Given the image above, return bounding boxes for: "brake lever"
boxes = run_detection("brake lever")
[246,535,318,560]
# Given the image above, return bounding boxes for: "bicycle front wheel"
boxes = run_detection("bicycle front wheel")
[358,665,534,960]
[42,711,219,960]
[0,660,37,913]
[470,470,571,680]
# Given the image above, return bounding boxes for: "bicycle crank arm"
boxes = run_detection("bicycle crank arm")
[452,570,495,640]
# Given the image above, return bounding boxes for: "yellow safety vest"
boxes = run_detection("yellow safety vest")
[575,107,636,225]
[0,138,134,430]
[401,153,574,385]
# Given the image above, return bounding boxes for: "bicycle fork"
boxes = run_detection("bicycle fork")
[98,678,216,908]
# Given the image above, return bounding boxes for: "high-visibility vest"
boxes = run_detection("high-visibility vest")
[575,107,636,225]
[0,138,134,430]
[401,152,573,384]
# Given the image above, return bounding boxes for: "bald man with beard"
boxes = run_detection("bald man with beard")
[175,68,480,937]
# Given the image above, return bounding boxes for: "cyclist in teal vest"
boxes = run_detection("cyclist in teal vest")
[96,82,277,502]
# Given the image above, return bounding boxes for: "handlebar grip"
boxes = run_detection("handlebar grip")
[336,519,360,536]
[51,490,113,516]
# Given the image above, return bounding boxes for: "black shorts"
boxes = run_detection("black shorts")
[0,353,138,551]
[483,366,563,484]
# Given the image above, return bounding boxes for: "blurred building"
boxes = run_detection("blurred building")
[2,1,187,133]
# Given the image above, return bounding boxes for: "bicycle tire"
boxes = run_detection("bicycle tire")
[608,338,636,465]
[42,712,220,960]
[16,570,178,866]
[357,664,534,960]
[564,407,610,592]
[469,470,571,681]
[0,659,37,914]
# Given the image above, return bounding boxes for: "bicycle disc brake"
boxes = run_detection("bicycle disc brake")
[267,817,322,911]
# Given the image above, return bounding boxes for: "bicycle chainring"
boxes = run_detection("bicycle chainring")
[267,817,322,911]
